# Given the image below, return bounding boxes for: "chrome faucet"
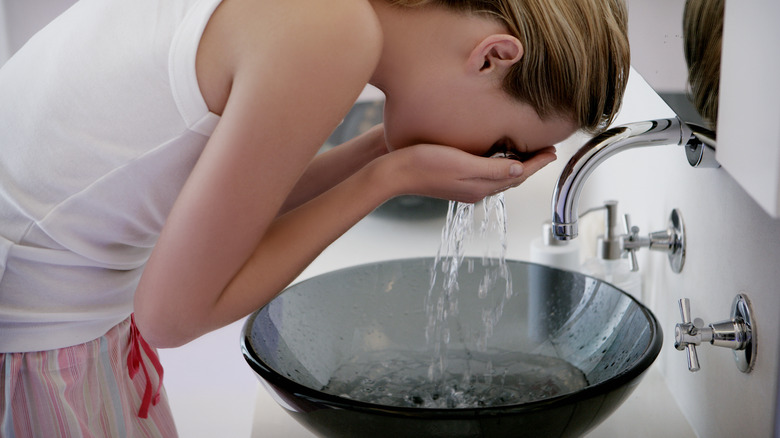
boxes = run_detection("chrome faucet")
[551,118,693,240]
[550,117,704,273]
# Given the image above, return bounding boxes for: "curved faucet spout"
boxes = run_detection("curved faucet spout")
[552,118,691,240]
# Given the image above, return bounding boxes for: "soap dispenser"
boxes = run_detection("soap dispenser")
[580,201,643,299]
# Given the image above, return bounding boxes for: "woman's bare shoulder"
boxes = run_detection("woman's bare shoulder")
[197,0,381,115]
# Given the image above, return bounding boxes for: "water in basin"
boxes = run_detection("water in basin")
[322,348,587,409]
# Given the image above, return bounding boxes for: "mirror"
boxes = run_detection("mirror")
[627,0,724,134]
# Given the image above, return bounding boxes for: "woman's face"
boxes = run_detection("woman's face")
[381,70,576,158]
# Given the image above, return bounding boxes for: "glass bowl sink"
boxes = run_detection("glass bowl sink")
[242,257,662,438]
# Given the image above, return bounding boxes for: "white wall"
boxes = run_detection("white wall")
[505,66,780,436]
[716,0,780,218]
[605,4,780,435]
[582,128,780,438]
[576,75,780,438]
[626,0,688,94]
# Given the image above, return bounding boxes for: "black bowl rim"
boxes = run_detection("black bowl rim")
[241,257,663,418]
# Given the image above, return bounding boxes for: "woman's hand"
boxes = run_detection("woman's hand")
[375,143,557,203]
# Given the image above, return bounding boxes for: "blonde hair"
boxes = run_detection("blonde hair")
[389,0,630,134]
[683,0,723,130]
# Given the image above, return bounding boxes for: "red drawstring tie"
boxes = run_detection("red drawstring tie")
[128,314,164,418]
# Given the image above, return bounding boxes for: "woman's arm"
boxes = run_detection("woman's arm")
[134,0,385,347]
[278,124,387,215]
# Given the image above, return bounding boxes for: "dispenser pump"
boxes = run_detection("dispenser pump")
[596,201,622,260]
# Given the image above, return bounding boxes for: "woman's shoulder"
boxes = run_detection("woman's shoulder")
[260,0,383,69]
[197,0,381,114]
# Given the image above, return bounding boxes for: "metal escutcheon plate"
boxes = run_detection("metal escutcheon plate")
[732,294,756,373]
[668,209,686,273]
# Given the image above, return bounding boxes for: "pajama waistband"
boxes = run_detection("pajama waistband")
[0,316,177,437]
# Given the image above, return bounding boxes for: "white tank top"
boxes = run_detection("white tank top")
[0,0,223,352]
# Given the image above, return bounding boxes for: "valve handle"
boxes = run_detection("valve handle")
[686,343,701,372]
[679,297,692,324]
[623,214,640,272]
[677,298,701,372]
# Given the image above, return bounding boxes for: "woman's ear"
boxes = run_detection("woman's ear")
[467,34,523,76]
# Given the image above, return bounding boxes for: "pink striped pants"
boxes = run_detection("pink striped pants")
[0,317,178,437]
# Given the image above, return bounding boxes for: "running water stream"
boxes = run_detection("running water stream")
[425,195,514,382]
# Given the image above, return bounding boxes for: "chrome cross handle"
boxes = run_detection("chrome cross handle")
[621,209,686,273]
[674,296,756,373]
[674,298,702,371]
[580,201,686,274]
[621,214,641,272]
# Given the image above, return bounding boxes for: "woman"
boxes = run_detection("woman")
[0,0,629,435]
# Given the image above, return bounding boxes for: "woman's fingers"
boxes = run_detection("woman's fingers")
[482,146,557,182]
[517,146,557,176]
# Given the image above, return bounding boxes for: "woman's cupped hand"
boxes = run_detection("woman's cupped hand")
[375,143,557,204]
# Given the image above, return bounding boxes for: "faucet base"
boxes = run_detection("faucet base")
[732,294,756,373]
[551,222,577,241]
[667,209,686,273]
[674,294,756,373]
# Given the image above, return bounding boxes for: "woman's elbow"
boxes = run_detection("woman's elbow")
[132,303,195,349]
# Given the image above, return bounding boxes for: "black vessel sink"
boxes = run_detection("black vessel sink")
[242,257,662,437]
